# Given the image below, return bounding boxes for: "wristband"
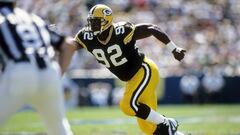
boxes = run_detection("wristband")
[167,41,178,51]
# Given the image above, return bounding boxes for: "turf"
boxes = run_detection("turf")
[0,104,240,135]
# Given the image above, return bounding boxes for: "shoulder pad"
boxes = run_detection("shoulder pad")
[75,27,86,37]
[114,21,127,26]
[114,22,135,45]
[75,27,93,48]
[114,21,134,28]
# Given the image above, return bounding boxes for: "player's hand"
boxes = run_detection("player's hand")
[172,48,186,61]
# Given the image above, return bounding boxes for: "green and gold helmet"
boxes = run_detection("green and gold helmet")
[87,4,113,35]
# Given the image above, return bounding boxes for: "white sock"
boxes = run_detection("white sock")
[146,109,166,124]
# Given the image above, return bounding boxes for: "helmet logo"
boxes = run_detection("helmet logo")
[103,9,112,16]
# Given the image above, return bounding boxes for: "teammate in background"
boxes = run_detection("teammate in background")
[60,4,186,135]
[0,0,73,135]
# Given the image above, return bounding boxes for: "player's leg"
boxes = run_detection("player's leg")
[30,91,72,135]
[30,65,73,135]
[136,69,158,135]
[0,63,33,126]
[120,57,179,135]
[120,58,160,134]
[137,57,159,132]
[0,78,23,126]
[136,58,176,135]
[120,59,159,134]
[138,58,180,135]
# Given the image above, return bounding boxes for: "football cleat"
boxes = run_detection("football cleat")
[153,117,183,135]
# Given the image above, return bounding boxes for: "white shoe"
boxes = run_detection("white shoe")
[153,117,179,135]
[166,118,178,135]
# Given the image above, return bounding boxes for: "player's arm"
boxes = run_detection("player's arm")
[134,23,186,61]
[58,37,81,75]
[47,26,81,75]
[134,23,170,44]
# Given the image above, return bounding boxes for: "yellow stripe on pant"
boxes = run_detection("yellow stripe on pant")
[119,57,160,135]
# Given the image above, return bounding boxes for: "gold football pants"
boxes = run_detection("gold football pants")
[119,57,160,135]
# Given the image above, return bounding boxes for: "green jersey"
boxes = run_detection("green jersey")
[75,22,144,81]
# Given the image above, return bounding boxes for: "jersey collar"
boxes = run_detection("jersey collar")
[97,26,113,45]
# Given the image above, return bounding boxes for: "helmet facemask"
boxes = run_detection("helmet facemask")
[87,16,105,35]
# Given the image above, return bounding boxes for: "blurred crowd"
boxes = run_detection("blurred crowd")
[16,0,240,77]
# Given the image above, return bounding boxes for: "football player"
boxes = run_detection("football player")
[60,4,186,135]
[0,0,73,134]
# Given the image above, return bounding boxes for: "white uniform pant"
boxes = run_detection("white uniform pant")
[0,62,73,135]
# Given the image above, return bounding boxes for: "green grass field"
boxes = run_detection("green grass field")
[0,104,240,135]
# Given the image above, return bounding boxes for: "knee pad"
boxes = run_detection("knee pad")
[120,101,151,119]
[135,103,151,120]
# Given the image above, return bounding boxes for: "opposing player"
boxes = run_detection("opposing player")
[0,0,73,135]
[60,4,186,135]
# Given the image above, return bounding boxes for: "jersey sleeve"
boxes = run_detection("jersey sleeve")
[122,22,136,45]
[74,29,87,49]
